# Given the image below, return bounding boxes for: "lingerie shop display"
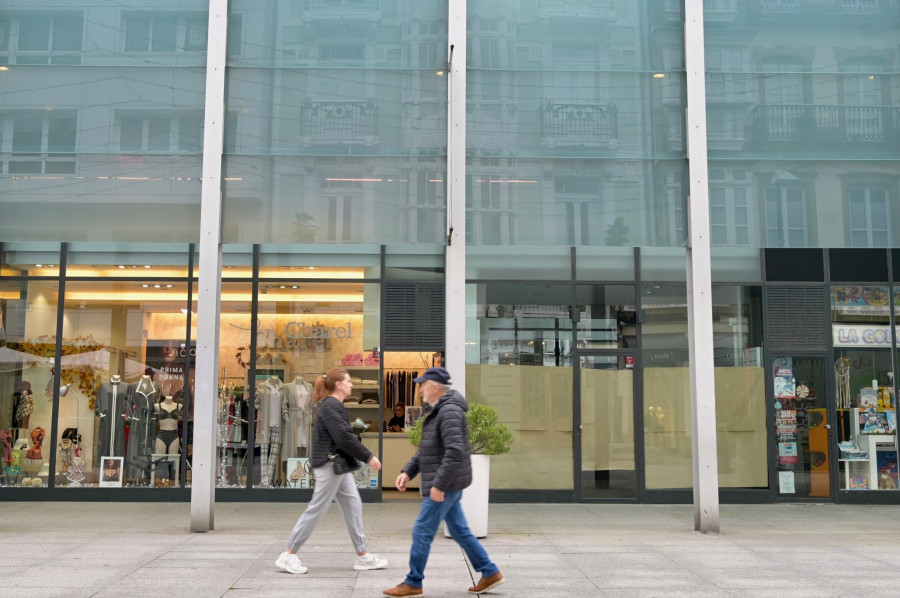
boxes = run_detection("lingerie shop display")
[125,372,161,481]
[94,371,164,485]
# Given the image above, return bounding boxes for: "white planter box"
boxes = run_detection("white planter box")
[444,454,490,539]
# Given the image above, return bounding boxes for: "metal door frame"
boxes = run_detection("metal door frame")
[573,348,643,503]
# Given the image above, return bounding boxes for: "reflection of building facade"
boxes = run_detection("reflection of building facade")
[1,2,899,506]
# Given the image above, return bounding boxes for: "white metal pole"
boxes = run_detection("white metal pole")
[683,0,720,533]
[445,1,467,388]
[191,0,228,533]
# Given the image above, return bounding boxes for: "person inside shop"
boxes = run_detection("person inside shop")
[388,404,406,432]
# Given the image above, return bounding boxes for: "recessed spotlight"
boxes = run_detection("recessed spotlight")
[165,284,173,288]
[653,73,665,79]
[0,66,9,72]
[291,285,299,289]
[280,285,286,289]
[154,284,161,289]
[117,265,125,269]
[144,265,151,269]
[309,266,316,270]
[141,284,149,288]
[35,264,43,268]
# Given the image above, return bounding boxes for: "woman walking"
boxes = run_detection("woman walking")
[275,368,387,574]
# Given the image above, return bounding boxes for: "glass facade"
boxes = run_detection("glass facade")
[1,1,899,505]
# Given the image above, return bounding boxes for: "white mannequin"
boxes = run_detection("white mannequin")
[154,395,181,454]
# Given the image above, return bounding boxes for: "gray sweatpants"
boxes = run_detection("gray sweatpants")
[286,463,367,553]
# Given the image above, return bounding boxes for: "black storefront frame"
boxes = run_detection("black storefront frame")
[762,248,900,505]
[0,243,398,501]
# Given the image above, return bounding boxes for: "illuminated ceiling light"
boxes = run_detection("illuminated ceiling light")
[653,73,665,79]
[308,266,316,270]
[154,284,161,289]
[869,75,876,80]
[117,265,125,269]
[436,70,444,76]
[141,284,150,288]
[291,285,299,289]
[279,285,286,289]
[0,66,9,72]
[144,265,151,269]
[165,284,173,288]
[35,264,43,268]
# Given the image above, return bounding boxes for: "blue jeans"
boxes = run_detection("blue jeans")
[404,490,500,588]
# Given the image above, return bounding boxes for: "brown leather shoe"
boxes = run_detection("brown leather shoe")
[383,582,424,597]
[468,571,505,594]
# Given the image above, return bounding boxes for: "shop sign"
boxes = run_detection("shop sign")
[832,324,893,347]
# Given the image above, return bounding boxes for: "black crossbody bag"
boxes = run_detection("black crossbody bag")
[328,450,360,475]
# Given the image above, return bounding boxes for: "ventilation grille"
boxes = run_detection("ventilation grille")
[766,286,827,351]
[383,283,444,351]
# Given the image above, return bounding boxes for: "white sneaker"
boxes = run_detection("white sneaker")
[275,551,308,574]
[354,553,388,571]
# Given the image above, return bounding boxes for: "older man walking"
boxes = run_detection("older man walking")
[383,367,505,597]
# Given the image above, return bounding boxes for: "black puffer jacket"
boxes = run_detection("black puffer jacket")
[310,396,374,468]
[402,389,472,495]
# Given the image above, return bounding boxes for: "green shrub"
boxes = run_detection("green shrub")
[407,403,513,455]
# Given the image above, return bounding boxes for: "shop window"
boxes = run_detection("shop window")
[848,187,891,248]
[1,13,82,65]
[2,113,77,175]
[832,287,896,492]
[465,283,575,491]
[124,13,206,54]
[765,183,808,248]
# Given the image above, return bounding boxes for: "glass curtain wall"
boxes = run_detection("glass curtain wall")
[222,0,448,246]
[464,0,687,494]
[0,0,207,242]
[704,1,900,250]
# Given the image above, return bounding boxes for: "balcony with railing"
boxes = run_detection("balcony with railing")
[753,104,900,147]
[299,101,377,145]
[540,102,618,149]
[537,0,617,20]
[754,0,899,17]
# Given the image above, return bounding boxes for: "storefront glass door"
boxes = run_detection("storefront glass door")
[576,352,638,500]
[772,356,832,499]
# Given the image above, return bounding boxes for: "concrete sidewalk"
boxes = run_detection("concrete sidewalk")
[2,500,898,597]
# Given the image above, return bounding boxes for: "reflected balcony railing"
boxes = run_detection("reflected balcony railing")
[299,101,377,144]
[754,104,900,144]
[756,0,899,15]
[537,0,617,19]
[540,102,619,149]
[703,0,739,21]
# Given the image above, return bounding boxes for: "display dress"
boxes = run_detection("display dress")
[125,375,160,481]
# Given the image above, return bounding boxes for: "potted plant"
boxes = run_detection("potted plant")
[408,402,512,537]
